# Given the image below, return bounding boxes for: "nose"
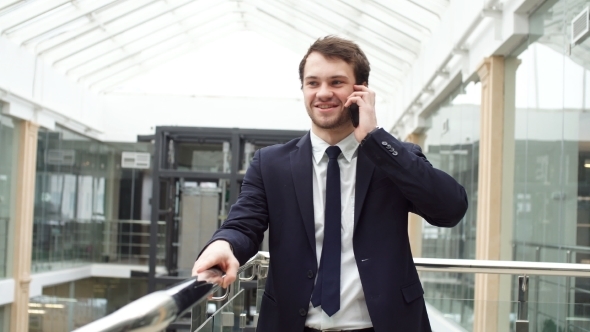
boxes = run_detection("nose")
[316,83,332,99]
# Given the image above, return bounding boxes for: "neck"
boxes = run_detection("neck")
[311,125,355,146]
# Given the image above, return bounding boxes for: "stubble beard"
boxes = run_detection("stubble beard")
[307,105,352,130]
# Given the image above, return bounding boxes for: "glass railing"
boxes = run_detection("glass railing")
[0,216,9,278]
[31,219,166,273]
[70,252,590,332]
[71,252,269,332]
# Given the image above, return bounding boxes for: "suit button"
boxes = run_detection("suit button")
[299,308,307,316]
[381,141,388,146]
[307,270,314,279]
[392,150,398,156]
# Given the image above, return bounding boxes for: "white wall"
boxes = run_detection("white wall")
[0,37,104,137]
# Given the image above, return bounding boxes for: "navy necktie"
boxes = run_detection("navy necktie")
[311,145,342,317]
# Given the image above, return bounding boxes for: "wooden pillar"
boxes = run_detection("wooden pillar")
[405,133,425,258]
[473,56,505,332]
[10,121,38,332]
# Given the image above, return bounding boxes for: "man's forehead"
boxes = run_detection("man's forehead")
[303,52,354,79]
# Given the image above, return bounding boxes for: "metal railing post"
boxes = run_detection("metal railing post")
[532,247,540,332]
[515,275,529,332]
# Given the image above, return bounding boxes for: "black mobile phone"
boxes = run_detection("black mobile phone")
[349,103,359,127]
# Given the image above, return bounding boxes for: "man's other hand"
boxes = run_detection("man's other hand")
[192,240,239,289]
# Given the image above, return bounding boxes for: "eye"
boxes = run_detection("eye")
[332,80,343,85]
[306,81,318,87]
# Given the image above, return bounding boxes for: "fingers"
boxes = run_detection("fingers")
[222,258,240,288]
[194,256,215,274]
[192,240,239,289]
[345,86,375,107]
[344,95,364,107]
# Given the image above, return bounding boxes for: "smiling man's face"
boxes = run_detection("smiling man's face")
[302,52,356,134]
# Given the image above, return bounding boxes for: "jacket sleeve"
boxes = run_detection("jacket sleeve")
[360,128,468,227]
[201,149,269,265]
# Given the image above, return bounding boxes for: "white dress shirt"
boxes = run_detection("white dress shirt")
[305,130,373,330]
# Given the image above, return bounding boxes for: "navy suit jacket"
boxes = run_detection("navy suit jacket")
[206,128,468,332]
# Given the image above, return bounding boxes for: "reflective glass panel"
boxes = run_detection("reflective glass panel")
[0,305,9,332]
[508,0,590,330]
[32,126,159,272]
[30,277,149,331]
[418,81,480,330]
[0,113,18,279]
[421,81,481,260]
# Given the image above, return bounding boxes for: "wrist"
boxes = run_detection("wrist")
[360,126,381,146]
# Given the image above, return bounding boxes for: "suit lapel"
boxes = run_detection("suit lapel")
[354,147,375,231]
[290,133,316,258]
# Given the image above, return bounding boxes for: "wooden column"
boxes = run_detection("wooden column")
[10,121,38,332]
[473,56,505,332]
[405,133,425,258]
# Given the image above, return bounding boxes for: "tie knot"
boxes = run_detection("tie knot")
[326,146,341,160]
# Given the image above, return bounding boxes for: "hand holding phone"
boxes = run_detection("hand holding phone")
[345,84,378,143]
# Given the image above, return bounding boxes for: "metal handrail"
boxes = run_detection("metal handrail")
[72,252,269,332]
[72,252,589,332]
[414,257,590,277]
[513,240,590,255]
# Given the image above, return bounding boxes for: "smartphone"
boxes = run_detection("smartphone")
[349,103,359,127]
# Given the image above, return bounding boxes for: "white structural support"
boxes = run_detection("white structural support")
[0,279,16,306]
[0,84,102,137]
[392,0,545,139]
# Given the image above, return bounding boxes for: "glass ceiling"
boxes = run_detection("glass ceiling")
[0,0,450,94]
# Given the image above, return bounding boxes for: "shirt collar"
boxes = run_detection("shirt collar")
[309,130,359,165]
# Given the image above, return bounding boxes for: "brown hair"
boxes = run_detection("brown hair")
[298,36,370,87]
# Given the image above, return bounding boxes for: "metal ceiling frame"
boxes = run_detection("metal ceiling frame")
[42,0,198,60]
[0,1,28,18]
[36,0,163,56]
[250,8,401,96]
[77,9,234,82]
[21,0,125,46]
[242,8,401,92]
[1,0,450,95]
[61,1,230,72]
[87,16,241,90]
[252,0,408,72]
[95,23,241,93]
[2,0,73,35]
[337,0,424,44]
[310,1,418,62]
[55,0,230,69]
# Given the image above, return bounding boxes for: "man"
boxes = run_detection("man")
[193,36,468,332]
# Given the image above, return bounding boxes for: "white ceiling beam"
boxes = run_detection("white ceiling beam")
[0,1,28,18]
[74,11,233,81]
[21,0,124,46]
[242,11,400,93]
[37,0,162,56]
[295,2,417,64]
[252,1,404,75]
[406,0,445,20]
[95,24,240,93]
[44,0,199,62]
[86,17,240,89]
[2,0,71,36]
[339,0,429,40]
[58,0,231,71]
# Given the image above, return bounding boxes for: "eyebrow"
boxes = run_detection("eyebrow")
[304,75,350,80]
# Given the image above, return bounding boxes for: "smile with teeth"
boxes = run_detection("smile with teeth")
[316,104,339,109]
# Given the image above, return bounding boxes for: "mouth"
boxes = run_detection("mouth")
[314,103,340,112]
